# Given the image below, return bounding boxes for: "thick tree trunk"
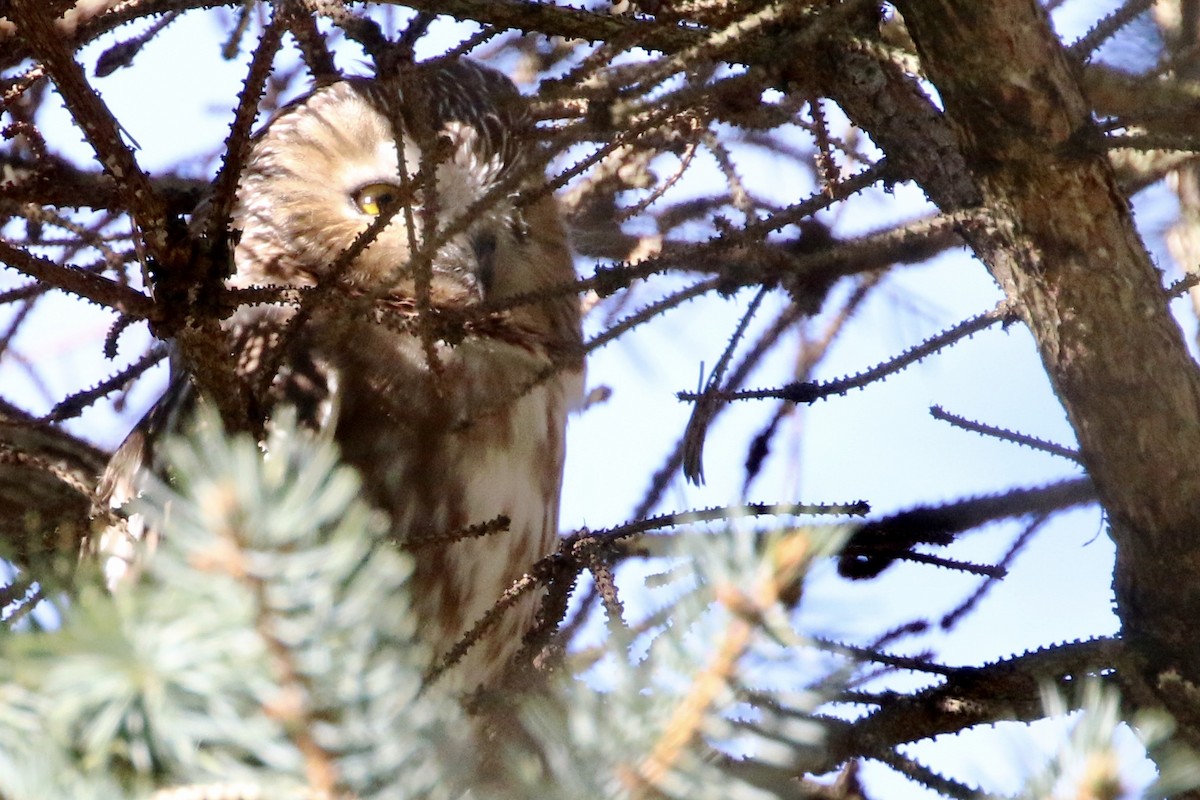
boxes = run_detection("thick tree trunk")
[891,0,1200,748]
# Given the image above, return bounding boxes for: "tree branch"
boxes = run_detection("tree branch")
[895,0,1200,748]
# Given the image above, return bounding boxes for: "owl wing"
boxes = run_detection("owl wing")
[92,354,195,586]
[93,305,339,587]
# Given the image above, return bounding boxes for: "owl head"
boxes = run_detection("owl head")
[230,59,568,316]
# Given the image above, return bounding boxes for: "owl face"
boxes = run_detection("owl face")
[230,75,522,307]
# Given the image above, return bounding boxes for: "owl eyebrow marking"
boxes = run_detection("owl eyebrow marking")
[269,84,361,155]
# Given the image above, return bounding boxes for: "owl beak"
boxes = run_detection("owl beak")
[470,231,498,295]
[418,229,497,303]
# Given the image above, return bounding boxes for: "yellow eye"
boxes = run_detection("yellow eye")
[352,182,403,216]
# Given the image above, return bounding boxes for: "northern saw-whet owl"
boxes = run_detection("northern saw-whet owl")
[96,58,584,692]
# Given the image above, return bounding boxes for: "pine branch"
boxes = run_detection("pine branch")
[930,404,1081,463]
[0,401,108,570]
[680,298,1019,406]
[0,239,154,318]
[824,639,1125,760]
[838,477,1096,578]
[11,0,175,262]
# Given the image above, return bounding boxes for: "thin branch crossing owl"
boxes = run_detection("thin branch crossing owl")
[97,58,584,692]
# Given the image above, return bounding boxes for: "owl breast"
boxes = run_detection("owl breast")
[314,319,581,691]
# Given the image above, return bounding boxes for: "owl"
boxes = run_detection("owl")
[97,58,584,692]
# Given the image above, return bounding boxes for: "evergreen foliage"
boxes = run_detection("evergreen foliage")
[3,413,1187,798]
[0,412,472,799]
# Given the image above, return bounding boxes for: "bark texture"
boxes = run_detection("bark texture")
[895,0,1200,741]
